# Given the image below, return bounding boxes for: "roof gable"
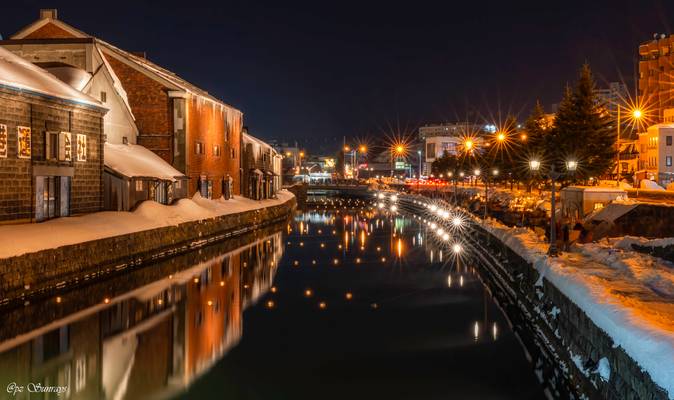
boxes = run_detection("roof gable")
[12,18,88,40]
[0,46,104,109]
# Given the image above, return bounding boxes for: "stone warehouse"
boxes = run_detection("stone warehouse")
[4,9,243,200]
[0,46,107,223]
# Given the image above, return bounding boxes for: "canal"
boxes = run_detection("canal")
[0,201,544,399]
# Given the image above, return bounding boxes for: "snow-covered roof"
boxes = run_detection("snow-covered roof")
[43,65,92,91]
[96,39,242,115]
[104,143,185,181]
[8,12,241,116]
[0,46,104,109]
[647,123,674,130]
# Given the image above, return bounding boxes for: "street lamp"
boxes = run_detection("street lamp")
[616,106,643,184]
[529,159,578,256]
[417,150,422,180]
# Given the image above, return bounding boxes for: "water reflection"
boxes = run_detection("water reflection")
[0,232,284,400]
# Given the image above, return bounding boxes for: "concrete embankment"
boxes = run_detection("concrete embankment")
[0,196,296,308]
[398,195,669,400]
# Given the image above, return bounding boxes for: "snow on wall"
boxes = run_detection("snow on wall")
[478,217,674,398]
[0,46,102,108]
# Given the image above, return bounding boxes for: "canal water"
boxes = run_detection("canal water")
[0,204,544,400]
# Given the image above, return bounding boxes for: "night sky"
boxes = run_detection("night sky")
[4,1,674,152]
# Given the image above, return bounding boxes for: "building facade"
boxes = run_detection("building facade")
[595,82,629,113]
[0,46,106,223]
[241,131,280,200]
[639,34,674,121]
[5,10,242,200]
[638,124,674,186]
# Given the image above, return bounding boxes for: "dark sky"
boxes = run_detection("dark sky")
[4,1,674,152]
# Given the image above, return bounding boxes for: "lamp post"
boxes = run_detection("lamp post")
[391,144,405,178]
[484,169,498,219]
[616,106,642,185]
[529,159,577,256]
[417,150,422,179]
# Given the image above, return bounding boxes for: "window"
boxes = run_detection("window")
[667,136,672,146]
[135,180,144,191]
[426,143,436,158]
[46,131,59,160]
[175,180,182,189]
[195,142,204,154]
[231,148,236,158]
[667,156,672,167]
[0,124,6,158]
[100,91,107,103]
[76,134,87,161]
[213,144,221,156]
[17,126,31,159]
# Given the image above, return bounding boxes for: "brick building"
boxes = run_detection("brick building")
[0,46,106,223]
[6,10,243,199]
[242,130,281,200]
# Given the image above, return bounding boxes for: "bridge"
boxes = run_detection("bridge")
[284,183,372,208]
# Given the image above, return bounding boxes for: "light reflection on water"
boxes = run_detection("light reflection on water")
[0,232,284,400]
[0,205,544,400]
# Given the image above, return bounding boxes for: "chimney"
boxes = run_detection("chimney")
[40,9,58,20]
[131,51,147,59]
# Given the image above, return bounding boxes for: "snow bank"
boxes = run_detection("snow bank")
[0,46,102,108]
[641,180,665,191]
[477,217,674,398]
[104,143,184,180]
[614,236,674,251]
[0,191,294,259]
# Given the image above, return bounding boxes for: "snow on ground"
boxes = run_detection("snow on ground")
[641,180,666,191]
[478,217,674,398]
[615,236,674,250]
[0,191,294,259]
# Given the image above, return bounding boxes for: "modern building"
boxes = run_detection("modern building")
[595,82,629,113]
[637,123,674,186]
[417,122,488,176]
[639,33,674,121]
[3,9,243,200]
[0,46,107,223]
[418,122,484,140]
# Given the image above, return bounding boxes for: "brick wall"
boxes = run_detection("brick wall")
[0,88,105,222]
[186,97,241,197]
[22,21,78,40]
[0,196,295,304]
[104,54,173,163]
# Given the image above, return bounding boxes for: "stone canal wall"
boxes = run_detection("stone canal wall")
[399,195,669,400]
[0,196,295,307]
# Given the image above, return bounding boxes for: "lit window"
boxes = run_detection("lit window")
[213,144,221,156]
[76,134,87,161]
[195,142,204,154]
[667,156,672,167]
[136,180,143,191]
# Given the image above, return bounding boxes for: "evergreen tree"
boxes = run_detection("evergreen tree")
[551,64,615,178]
[431,151,463,176]
[524,100,550,156]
